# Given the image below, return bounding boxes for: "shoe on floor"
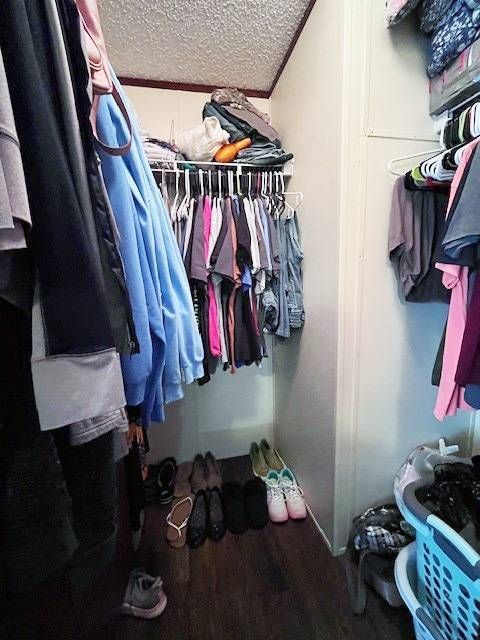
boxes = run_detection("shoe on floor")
[205,451,223,489]
[265,470,288,524]
[222,481,248,534]
[122,568,167,619]
[190,454,208,493]
[174,461,193,498]
[244,478,269,529]
[157,457,177,504]
[166,495,193,548]
[187,489,208,548]
[208,487,226,541]
[250,442,269,478]
[143,465,161,505]
[280,468,307,521]
[260,439,284,472]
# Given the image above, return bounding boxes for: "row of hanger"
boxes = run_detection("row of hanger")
[388,98,480,178]
[157,166,303,222]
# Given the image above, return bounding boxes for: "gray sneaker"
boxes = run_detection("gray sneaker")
[122,568,167,619]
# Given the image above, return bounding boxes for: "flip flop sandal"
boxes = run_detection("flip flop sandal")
[174,461,193,498]
[166,495,193,548]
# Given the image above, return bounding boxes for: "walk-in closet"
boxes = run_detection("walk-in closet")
[3,1,480,639]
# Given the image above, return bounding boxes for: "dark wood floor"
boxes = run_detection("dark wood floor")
[104,456,414,640]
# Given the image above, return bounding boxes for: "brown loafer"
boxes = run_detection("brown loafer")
[190,454,208,493]
[205,451,222,489]
[174,461,193,498]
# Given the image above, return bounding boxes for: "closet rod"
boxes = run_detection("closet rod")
[149,159,295,176]
[151,167,288,174]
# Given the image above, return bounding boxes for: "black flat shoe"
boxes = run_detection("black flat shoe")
[244,478,268,530]
[187,490,208,548]
[222,481,248,534]
[208,487,226,541]
[157,457,177,504]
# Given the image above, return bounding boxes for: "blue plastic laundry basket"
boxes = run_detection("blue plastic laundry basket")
[396,542,444,640]
[399,478,480,640]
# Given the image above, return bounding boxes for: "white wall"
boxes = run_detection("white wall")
[271,0,344,546]
[334,2,473,553]
[271,0,475,553]
[123,85,270,141]
[123,85,274,463]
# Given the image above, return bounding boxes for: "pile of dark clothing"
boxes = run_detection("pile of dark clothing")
[416,456,480,533]
[386,0,480,78]
[203,87,293,166]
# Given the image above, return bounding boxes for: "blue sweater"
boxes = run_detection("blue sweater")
[97,72,204,425]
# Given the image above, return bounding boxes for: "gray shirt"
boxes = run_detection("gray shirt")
[0,48,31,246]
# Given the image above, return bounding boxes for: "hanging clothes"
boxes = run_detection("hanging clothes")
[388,176,451,303]
[434,138,480,420]
[97,71,204,426]
[0,0,128,432]
[158,169,305,381]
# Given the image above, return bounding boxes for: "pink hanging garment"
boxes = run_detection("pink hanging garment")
[434,139,479,420]
[203,196,221,358]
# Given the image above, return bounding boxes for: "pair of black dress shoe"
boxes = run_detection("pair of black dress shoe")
[187,487,225,548]
[222,478,269,534]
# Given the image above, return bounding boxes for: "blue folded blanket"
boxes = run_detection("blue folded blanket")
[426,0,480,77]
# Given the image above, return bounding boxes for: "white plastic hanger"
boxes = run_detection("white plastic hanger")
[177,168,190,222]
[236,166,242,195]
[261,172,267,199]
[438,438,459,457]
[280,173,295,218]
[387,147,444,177]
[170,165,181,223]
[284,192,304,212]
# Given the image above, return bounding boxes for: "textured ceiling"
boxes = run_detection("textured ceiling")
[99,0,312,92]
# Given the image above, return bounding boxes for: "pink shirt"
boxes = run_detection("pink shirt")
[434,140,479,420]
[203,197,221,358]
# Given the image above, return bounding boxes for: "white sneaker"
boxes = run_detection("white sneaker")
[279,468,307,521]
[265,470,288,523]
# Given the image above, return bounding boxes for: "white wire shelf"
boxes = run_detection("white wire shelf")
[149,157,294,177]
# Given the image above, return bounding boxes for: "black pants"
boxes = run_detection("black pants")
[0,301,117,597]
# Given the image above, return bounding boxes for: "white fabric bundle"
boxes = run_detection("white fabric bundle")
[176,116,229,162]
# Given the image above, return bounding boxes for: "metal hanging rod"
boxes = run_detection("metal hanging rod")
[149,158,295,176]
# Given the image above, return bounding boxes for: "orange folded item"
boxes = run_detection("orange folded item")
[214,137,252,163]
